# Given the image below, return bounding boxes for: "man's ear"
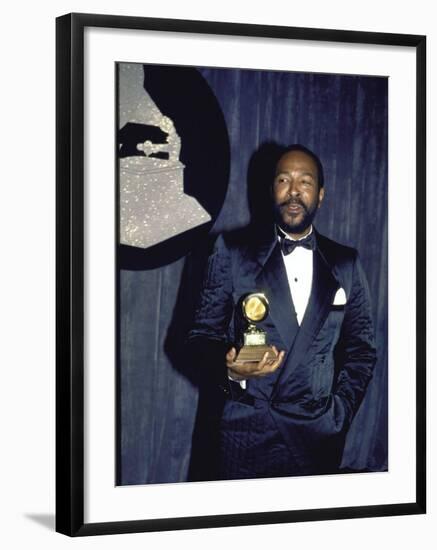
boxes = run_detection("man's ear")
[318,186,325,208]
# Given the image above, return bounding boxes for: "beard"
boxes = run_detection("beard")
[273,197,319,235]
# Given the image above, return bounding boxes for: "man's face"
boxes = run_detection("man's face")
[272,150,324,237]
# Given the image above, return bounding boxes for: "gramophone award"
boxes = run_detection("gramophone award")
[234,292,277,364]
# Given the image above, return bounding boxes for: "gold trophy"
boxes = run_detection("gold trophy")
[234,293,277,364]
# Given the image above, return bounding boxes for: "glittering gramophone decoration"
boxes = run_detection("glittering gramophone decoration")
[234,293,277,364]
[118,63,211,249]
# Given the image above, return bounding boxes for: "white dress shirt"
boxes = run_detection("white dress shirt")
[278,225,313,325]
[229,226,314,388]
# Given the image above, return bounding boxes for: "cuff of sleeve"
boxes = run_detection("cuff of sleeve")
[228,373,246,390]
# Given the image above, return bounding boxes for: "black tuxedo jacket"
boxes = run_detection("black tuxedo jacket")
[188,226,377,480]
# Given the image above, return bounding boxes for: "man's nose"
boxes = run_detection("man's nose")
[287,180,300,197]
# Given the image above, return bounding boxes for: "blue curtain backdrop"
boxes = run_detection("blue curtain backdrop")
[119,67,388,484]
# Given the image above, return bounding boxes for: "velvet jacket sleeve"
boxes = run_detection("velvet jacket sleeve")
[186,235,235,389]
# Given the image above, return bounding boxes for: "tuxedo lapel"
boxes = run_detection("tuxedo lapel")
[255,240,300,351]
[273,237,340,390]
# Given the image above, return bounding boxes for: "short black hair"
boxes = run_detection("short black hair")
[277,144,325,188]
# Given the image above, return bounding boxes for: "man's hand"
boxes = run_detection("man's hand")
[226,346,285,381]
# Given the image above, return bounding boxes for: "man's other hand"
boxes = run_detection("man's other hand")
[226,346,285,381]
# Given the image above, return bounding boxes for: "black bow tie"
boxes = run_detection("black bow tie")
[280,231,316,255]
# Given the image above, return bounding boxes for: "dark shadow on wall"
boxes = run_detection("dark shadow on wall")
[24,514,55,531]
[245,141,285,231]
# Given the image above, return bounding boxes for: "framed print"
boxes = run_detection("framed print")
[56,12,426,536]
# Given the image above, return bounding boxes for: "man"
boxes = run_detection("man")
[187,144,377,481]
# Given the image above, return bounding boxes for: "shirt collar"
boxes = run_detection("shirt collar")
[276,225,313,242]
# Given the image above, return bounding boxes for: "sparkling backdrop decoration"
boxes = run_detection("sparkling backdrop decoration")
[119,63,210,249]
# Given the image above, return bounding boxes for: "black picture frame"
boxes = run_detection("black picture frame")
[56,12,426,537]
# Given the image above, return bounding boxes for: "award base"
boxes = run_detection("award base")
[234,344,277,364]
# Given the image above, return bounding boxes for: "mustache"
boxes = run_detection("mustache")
[279,198,307,210]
